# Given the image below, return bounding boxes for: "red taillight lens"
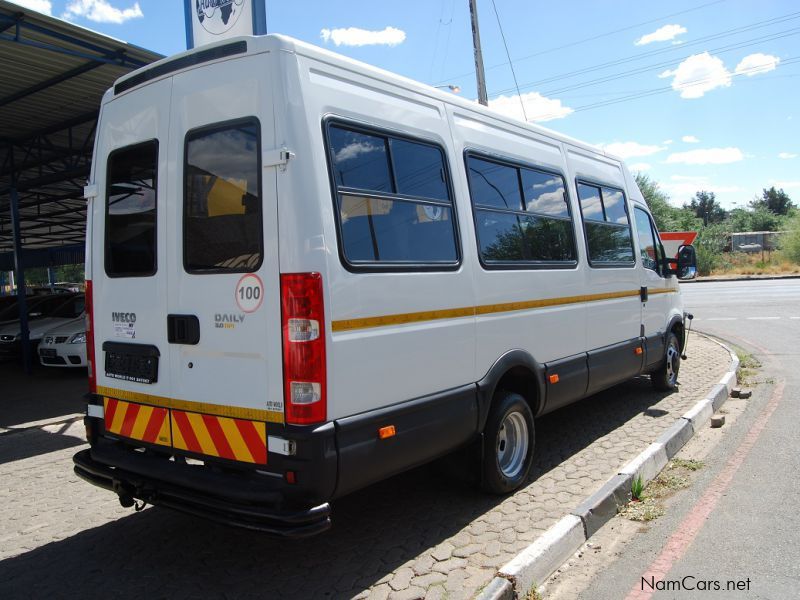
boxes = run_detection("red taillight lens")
[85,279,97,394]
[280,273,326,425]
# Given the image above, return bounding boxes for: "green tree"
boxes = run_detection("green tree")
[685,191,727,225]
[750,186,794,215]
[635,173,676,231]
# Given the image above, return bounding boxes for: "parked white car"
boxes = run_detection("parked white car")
[0,295,85,359]
[38,317,87,367]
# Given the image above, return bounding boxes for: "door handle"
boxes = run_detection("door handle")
[167,314,200,345]
[640,286,648,302]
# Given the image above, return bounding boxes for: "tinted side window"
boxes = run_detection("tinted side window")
[329,128,392,192]
[577,182,634,265]
[328,123,458,267]
[467,155,576,266]
[105,141,158,277]
[522,169,570,218]
[467,157,522,210]
[390,139,448,201]
[634,208,662,273]
[184,119,262,273]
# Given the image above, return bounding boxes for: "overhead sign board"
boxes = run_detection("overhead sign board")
[661,232,698,258]
[184,0,266,49]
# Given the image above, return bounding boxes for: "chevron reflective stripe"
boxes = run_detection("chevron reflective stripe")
[171,409,267,464]
[103,397,171,446]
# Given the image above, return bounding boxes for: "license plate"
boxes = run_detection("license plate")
[103,342,159,384]
[39,348,57,358]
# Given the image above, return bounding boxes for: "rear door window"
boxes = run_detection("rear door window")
[105,141,158,277]
[184,118,262,273]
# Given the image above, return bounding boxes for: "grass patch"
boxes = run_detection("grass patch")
[709,250,800,277]
[620,459,704,522]
[524,585,543,600]
[734,346,761,386]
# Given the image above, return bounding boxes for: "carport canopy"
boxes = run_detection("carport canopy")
[0,0,161,371]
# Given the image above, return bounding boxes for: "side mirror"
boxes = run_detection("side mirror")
[676,244,697,280]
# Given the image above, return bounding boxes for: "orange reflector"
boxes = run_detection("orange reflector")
[635,347,643,355]
[549,374,560,384]
[285,470,296,484]
[379,425,396,439]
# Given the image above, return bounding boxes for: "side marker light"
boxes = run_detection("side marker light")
[379,425,396,439]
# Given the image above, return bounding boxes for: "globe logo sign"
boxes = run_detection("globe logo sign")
[196,0,246,36]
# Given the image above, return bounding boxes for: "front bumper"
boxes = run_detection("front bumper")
[73,445,332,538]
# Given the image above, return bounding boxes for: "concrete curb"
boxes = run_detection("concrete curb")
[478,334,739,599]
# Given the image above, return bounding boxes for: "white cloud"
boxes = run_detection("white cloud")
[628,162,652,172]
[320,26,406,47]
[660,52,732,99]
[663,139,674,145]
[735,53,780,77]
[63,0,143,24]
[778,152,797,159]
[665,147,744,165]
[489,91,573,122]
[600,141,666,159]
[635,24,687,46]
[9,0,51,14]
[682,135,700,143]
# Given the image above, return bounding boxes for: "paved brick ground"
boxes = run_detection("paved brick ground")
[0,334,729,599]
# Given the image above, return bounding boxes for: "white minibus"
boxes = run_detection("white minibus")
[74,35,697,537]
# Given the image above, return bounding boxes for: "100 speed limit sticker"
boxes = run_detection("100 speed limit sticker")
[235,273,264,313]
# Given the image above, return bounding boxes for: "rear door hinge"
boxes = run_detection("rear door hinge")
[83,183,98,200]
[263,147,295,171]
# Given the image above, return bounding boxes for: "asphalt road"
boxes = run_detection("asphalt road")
[561,279,800,600]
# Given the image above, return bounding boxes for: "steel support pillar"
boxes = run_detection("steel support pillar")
[9,184,32,374]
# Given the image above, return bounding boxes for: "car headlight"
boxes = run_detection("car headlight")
[70,332,87,344]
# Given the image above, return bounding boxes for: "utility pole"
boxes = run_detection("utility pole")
[469,0,489,106]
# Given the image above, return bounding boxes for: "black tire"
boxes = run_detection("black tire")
[481,391,535,494]
[651,331,681,391]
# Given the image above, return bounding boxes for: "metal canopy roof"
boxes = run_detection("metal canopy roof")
[0,0,162,254]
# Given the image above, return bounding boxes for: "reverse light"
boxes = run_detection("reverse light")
[281,273,326,425]
[85,280,96,393]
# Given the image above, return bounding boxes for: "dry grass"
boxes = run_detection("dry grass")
[711,251,800,276]
[619,460,704,522]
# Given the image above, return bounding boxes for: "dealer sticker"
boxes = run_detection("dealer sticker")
[235,273,264,313]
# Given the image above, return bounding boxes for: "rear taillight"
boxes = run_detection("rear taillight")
[85,279,97,393]
[280,273,326,425]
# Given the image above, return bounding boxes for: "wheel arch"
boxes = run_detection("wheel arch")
[476,350,546,430]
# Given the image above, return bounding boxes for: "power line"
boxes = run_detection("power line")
[434,0,729,85]
[490,11,800,98]
[490,0,526,120]
[533,56,800,121]
[539,27,800,98]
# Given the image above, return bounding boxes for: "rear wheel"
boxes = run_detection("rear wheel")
[652,331,681,391]
[481,391,535,494]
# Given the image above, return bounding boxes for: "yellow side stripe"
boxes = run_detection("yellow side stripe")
[96,386,284,424]
[331,288,677,332]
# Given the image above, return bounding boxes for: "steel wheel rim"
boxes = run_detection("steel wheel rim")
[666,340,680,385]
[497,411,529,478]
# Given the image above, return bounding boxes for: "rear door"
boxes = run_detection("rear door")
[94,79,173,404]
[165,55,284,441]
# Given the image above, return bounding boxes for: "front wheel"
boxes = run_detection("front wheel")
[481,391,535,494]
[651,331,681,391]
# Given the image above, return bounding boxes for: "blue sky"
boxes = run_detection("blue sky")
[13,0,800,209]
